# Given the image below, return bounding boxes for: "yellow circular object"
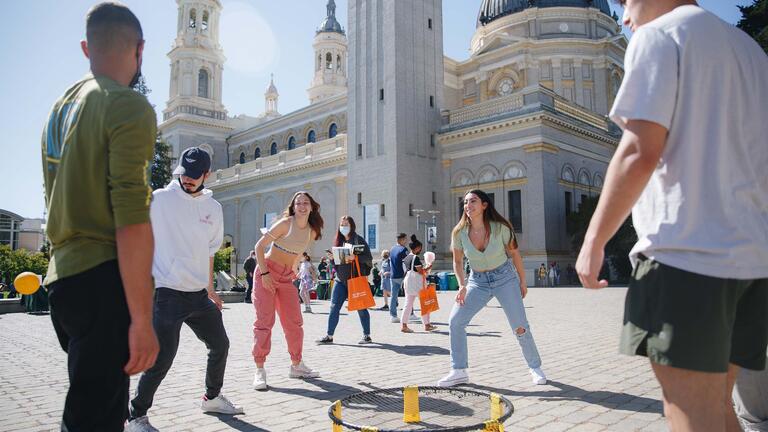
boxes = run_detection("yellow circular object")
[14,272,40,295]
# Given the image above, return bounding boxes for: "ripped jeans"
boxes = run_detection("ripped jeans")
[448,261,542,370]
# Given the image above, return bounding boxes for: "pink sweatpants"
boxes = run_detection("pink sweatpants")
[252,259,303,364]
[401,294,430,325]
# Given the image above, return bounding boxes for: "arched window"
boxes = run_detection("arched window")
[198,69,209,98]
[189,9,197,28]
[202,11,209,31]
[307,130,316,143]
[317,54,322,71]
[239,152,245,164]
[328,123,338,138]
[288,136,296,150]
[254,148,261,159]
[270,142,278,155]
[336,54,342,72]
[326,53,333,70]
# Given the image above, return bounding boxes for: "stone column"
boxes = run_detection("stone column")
[593,60,608,115]
[552,58,562,96]
[574,58,584,106]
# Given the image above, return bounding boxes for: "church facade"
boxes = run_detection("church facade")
[158,0,626,283]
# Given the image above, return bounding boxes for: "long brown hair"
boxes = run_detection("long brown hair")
[282,191,323,240]
[451,189,517,248]
[334,215,356,247]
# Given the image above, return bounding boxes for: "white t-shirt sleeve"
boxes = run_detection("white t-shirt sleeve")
[610,28,679,131]
[209,204,224,257]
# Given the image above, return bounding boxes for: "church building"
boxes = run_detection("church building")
[158,0,627,283]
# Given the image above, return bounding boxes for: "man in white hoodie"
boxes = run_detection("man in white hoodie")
[127,147,243,432]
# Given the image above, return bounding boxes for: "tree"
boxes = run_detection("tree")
[738,0,768,54]
[151,135,173,190]
[133,76,173,190]
[568,195,637,282]
[0,244,49,284]
[214,247,233,274]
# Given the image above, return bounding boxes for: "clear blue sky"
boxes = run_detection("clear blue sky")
[0,0,750,219]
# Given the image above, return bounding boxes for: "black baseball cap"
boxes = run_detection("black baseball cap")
[174,147,211,179]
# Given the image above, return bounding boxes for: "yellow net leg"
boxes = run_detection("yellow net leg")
[483,420,504,432]
[332,400,342,432]
[487,393,504,431]
[361,428,379,432]
[403,385,421,423]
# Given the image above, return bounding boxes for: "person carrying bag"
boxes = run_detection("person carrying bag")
[401,235,436,332]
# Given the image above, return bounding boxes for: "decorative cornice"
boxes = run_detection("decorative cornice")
[524,143,559,154]
[450,177,528,193]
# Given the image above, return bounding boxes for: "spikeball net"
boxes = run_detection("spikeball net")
[328,386,514,432]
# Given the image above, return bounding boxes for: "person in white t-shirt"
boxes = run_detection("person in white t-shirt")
[127,148,243,431]
[575,2,768,431]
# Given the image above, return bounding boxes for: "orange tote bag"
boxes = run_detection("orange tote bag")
[347,256,376,311]
[418,274,440,315]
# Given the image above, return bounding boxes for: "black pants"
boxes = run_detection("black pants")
[130,288,230,419]
[48,260,130,432]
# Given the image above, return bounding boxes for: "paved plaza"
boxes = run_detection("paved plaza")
[0,288,666,431]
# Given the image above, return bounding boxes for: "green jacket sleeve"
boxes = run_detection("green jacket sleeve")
[106,94,156,228]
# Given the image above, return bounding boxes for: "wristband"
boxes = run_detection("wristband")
[260,271,271,276]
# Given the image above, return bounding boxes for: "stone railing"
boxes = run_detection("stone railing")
[213,134,347,186]
[443,86,611,132]
[447,92,525,125]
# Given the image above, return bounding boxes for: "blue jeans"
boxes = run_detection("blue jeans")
[327,279,371,336]
[389,278,403,317]
[448,261,542,370]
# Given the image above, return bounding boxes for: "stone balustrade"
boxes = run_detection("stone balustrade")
[213,134,347,186]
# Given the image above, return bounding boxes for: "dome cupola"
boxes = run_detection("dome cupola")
[477,0,612,27]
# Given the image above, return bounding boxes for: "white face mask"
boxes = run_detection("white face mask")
[339,226,351,236]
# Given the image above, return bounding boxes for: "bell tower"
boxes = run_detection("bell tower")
[164,0,227,123]
[308,0,348,104]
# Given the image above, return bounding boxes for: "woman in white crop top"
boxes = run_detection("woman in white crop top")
[250,191,324,390]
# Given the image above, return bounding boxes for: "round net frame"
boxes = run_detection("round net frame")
[327,386,514,432]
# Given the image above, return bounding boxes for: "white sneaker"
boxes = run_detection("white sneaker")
[289,361,320,379]
[253,368,268,390]
[409,314,421,323]
[201,393,244,414]
[125,416,159,432]
[530,367,547,385]
[390,316,400,323]
[437,369,469,387]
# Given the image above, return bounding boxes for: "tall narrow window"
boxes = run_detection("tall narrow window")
[288,136,296,150]
[565,191,573,234]
[317,54,322,71]
[432,191,437,205]
[239,152,245,164]
[428,18,433,29]
[357,143,363,158]
[202,11,209,30]
[336,55,342,71]
[270,142,278,155]
[429,95,434,107]
[189,9,197,28]
[307,130,316,143]
[430,134,436,147]
[198,69,209,98]
[254,148,261,159]
[326,53,333,70]
[328,123,338,138]
[357,192,362,205]
[379,89,384,101]
[508,190,522,233]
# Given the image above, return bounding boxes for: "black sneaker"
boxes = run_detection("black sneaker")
[358,335,373,345]
[378,305,389,311]
[316,335,334,344]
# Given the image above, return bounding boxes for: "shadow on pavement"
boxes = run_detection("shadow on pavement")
[465,380,662,414]
[331,342,450,356]
[268,378,365,401]
[205,413,270,431]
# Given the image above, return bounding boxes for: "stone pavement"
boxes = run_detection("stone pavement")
[0,288,666,431]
